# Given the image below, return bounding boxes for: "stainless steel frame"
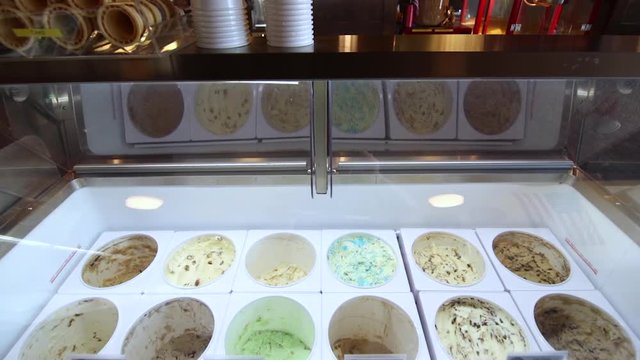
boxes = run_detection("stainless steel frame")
[3,35,640,84]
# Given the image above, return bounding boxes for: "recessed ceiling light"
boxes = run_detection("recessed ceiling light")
[428,194,464,208]
[125,196,164,210]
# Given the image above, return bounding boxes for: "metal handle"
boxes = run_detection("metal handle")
[311,81,330,195]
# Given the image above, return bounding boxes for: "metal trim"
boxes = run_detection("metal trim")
[312,81,329,195]
[4,35,640,83]
[74,159,309,175]
[334,155,575,172]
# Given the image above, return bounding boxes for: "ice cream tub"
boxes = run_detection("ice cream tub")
[58,231,174,294]
[386,80,458,140]
[417,291,539,360]
[257,82,312,139]
[4,293,231,360]
[185,82,258,142]
[148,230,247,294]
[216,293,321,360]
[399,228,503,292]
[4,294,119,360]
[321,229,410,293]
[233,230,321,292]
[511,290,640,360]
[457,80,527,140]
[121,83,191,144]
[322,292,430,360]
[475,228,594,291]
[330,80,386,139]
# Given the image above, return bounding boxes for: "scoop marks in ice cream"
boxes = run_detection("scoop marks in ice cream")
[412,232,485,286]
[393,81,452,134]
[261,83,311,133]
[327,233,397,288]
[20,298,118,360]
[435,296,529,360]
[82,234,158,288]
[463,80,521,135]
[493,231,570,285]
[195,83,253,135]
[127,83,184,138]
[331,81,380,134]
[258,263,307,286]
[534,294,636,360]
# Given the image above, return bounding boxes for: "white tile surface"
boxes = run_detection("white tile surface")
[399,228,503,292]
[475,228,594,291]
[321,229,410,293]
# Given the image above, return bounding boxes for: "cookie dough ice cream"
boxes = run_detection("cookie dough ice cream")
[412,232,485,286]
[82,234,158,288]
[435,297,529,360]
[261,83,311,133]
[258,263,307,286]
[534,294,636,360]
[463,80,521,135]
[195,83,253,135]
[332,339,392,359]
[393,81,452,134]
[122,298,214,360]
[493,231,571,285]
[332,81,380,134]
[225,296,315,360]
[327,233,397,288]
[127,83,184,138]
[165,234,236,288]
[20,298,118,360]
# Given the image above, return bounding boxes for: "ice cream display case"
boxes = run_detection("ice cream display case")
[1,36,640,360]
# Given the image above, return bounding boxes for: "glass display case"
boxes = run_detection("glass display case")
[0,35,640,360]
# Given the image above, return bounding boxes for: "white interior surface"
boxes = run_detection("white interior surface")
[322,292,430,360]
[475,228,594,291]
[4,293,230,360]
[418,291,540,360]
[510,290,640,360]
[57,231,173,295]
[321,229,410,293]
[234,230,321,292]
[399,228,503,292]
[1,180,639,357]
[217,293,321,359]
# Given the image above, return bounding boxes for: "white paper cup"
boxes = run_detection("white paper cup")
[197,38,250,48]
[328,296,419,360]
[265,18,309,26]
[265,2,311,11]
[225,296,315,358]
[191,7,247,17]
[195,24,249,35]
[122,298,214,360]
[267,26,313,36]
[193,17,249,28]
[198,33,250,44]
[191,0,244,10]
[265,8,312,17]
[268,38,313,47]
[20,298,118,360]
[265,13,312,22]
[245,232,316,287]
[266,0,311,5]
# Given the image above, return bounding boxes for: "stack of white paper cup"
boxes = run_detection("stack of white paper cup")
[264,0,313,47]
[191,0,251,49]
